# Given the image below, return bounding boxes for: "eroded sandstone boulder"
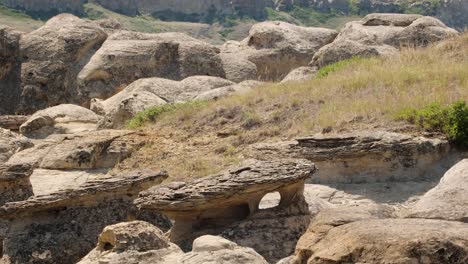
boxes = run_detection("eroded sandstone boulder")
[19,14,107,114]
[294,218,468,264]
[19,104,100,138]
[281,66,317,83]
[311,13,458,67]
[251,131,458,183]
[77,31,225,102]
[136,159,315,262]
[0,170,169,264]
[0,128,32,164]
[93,76,234,128]
[0,26,22,115]
[0,163,33,206]
[406,159,468,222]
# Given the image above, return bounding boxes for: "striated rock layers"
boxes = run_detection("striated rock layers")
[136,158,316,262]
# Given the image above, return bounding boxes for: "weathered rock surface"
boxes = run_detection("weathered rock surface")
[294,218,468,264]
[311,13,458,67]
[0,163,33,206]
[6,130,141,170]
[195,80,263,100]
[77,31,225,102]
[0,170,169,264]
[281,66,317,83]
[406,159,468,222]
[136,159,315,262]
[93,76,234,128]
[220,21,337,81]
[18,14,107,114]
[0,115,29,131]
[19,104,100,138]
[0,26,22,115]
[0,128,32,164]
[251,131,459,183]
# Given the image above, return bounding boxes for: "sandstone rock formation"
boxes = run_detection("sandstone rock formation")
[136,159,316,262]
[294,218,468,264]
[251,131,458,183]
[281,66,317,83]
[0,26,22,115]
[78,221,268,264]
[0,170,169,264]
[92,76,234,128]
[0,163,33,206]
[19,104,100,138]
[311,13,458,67]
[221,21,337,81]
[77,31,225,102]
[0,115,29,131]
[18,14,107,114]
[0,128,32,164]
[195,80,264,100]
[406,159,468,222]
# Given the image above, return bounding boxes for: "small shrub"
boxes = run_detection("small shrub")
[398,101,468,147]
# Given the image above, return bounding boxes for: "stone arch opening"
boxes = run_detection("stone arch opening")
[258,191,281,209]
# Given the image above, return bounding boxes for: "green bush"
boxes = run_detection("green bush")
[398,101,468,147]
[126,100,207,129]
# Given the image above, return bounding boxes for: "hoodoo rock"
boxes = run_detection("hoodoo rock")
[19,104,101,138]
[136,159,316,262]
[0,170,169,264]
[77,31,225,102]
[220,21,337,81]
[93,76,234,128]
[251,131,457,183]
[18,14,107,114]
[406,159,468,222]
[311,13,458,67]
[0,26,22,115]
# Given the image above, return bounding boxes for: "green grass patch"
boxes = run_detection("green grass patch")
[398,101,468,147]
[126,100,208,129]
[316,57,369,78]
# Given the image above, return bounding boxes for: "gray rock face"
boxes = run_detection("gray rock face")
[0,170,169,264]
[311,13,458,67]
[0,163,33,206]
[18,14,107,114]
[406,159,468,222]
[0,26,22,115]
[251,131,460,183]
[77,31,225,103]
[19,104,100,138]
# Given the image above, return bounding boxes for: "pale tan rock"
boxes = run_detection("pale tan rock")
[281,66,317,83]
[19,14,107,114]
[77,31,225,102]
[19,104,100,138]
[406,159,468,222]
[195,80,263,100]
[0,128,32,164]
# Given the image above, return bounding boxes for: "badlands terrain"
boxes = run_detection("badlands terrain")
[0,7,467,264]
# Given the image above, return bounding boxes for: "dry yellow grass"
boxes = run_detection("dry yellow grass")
[117,33,468,181]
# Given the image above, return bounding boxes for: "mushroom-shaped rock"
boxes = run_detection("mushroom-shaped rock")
[19,14,107,114]
[311,13,458,67]
[406,159,468,222]
[251,131,454,183]
[77,31,225,102]
[0,26,22,115]
[0,170,169,264]
[19,104,100,138]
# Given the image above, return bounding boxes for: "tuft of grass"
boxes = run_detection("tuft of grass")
[316,57,369,78]
[398,101,468,147]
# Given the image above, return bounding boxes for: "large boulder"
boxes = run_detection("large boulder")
[281,66,317,83]
[0,26,22,115]
[18,14,107,114]
[93,76,234,128]
[294,218,468,264]
[19,104,101,138]
[77,31,225,102]
[406,159,468,222]
[311,13,458,67]
[220,21,337,81]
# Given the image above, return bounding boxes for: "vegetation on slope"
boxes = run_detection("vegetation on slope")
[118,33,468,181]
[0,5,43,32]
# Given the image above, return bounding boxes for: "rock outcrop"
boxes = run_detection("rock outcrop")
[0,115,29,131]
[18,14,107,114]
[0,163,33,206]
[78,221,268,264]
[281,66,317,83]
[0,26,22,115]
[0,170,169,264]
[136,159,316,262]
[92,76,234,128]
[251,131,459,183]
[221,21,337,81]
[311,13,458,67]
[406,159,468,222]
[77,31,225,102]
[195,80,263,100]
[0,128,32,164]
[19,104,100,138]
